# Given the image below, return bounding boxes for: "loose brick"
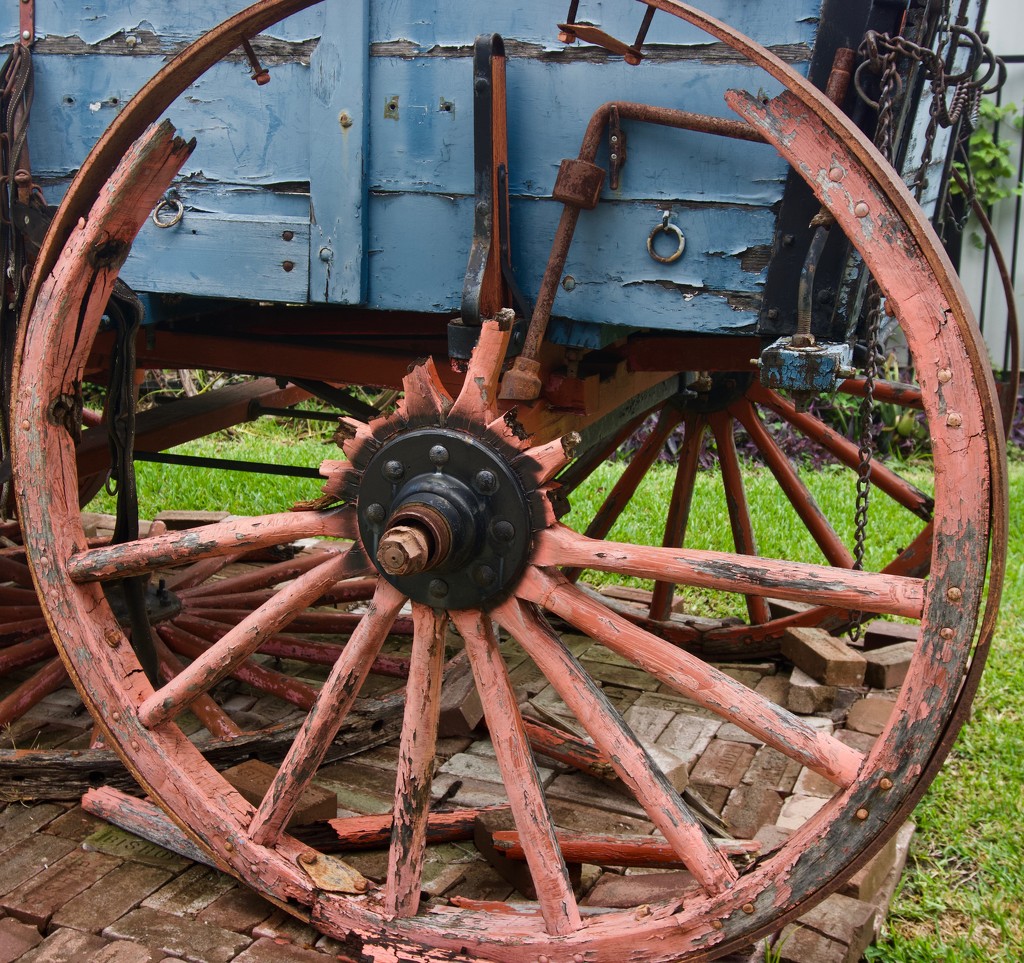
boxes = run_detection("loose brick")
[546,801,653,837]
[0,917,43,963]
[41,806,105,843]
[581,870,697,908]
[440,751,553,788]
[689,740,756,789]
[776,794,827,831]
[798,892,878,961]
[786,667,837,715]
[688,783,729,814]
[782,627,867,686]
[776,923,847,963]
[3,848,121,927]
[645,744,688,792]
[754,824,792,855]
[839,831,899,901]
[222,760,336,827]
[863,641,916,690]
[0,833,77,898]
[792,767,839,800]
[18,927,107,962]
[655,712,722,768]
[742,746,801,794]
[53,861,172,933]
[835,728,877,753]
[867,821,915,921]
[713,723,764,747]
[196,886,275,935]
[0,803,65,855]
[232,938,334,963]
[90,943,165,963]
[753,673,790,706]
[722,786,783,840]
[845,697,895,736]
[143,865,237,917]
[103,907,251,963]
[546,774,648,819]
[862,619,919,649]
[438,659,484,736]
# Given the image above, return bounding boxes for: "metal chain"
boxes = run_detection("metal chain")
[847,38,900,642]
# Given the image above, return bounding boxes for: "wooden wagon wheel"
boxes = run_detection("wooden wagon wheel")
[10,1,1006,960]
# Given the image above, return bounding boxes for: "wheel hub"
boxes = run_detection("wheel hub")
[357,427,532,608]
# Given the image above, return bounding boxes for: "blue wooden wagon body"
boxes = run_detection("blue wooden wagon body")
[5,1,972,356]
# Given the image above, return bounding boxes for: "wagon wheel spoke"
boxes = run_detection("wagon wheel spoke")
[0,658,68,728]
[708,410,771,625]
[748,382,933,519]
[495,597,738,894]
[649,412,706,621]
[446,317,512,427]
[137,547,360,729]
[179,549,344,599]
[517,567,863,788]
[68,510,356,584]
[537,524,924,620]
[384,604,447,918]
[247,578,406,847]
[151,635,242,741]
[451,609,583,936]
[729,398,854,568]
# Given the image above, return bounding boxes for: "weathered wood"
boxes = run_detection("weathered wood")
[138,549,356,728]
[496,598,737,895]
[247,579,406,846]
[69,512,354,583]
[452,609,581,936]
[649,412,706,621]
[521,717,615,781]
[82,787,219,868]
[179,551,345,600]
[518,568,864,788]
[304,807,510,852]
[0,635,56,674]
[493,830,760,866]
[399,358,453,423]
[0,658,68,728]
[535,525,926,619]
[709,409,772,626]
[152,635,241,741]
[384,605,447,918]
[446,317,513,428]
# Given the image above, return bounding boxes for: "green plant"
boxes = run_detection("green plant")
[951,99,1023,231]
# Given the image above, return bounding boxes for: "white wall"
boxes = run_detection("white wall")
[956,0,1024,372]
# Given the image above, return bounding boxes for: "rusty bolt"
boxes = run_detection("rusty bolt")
[741,903,754,914]
[634,904,651,920]
[937,368,952,383]
[429,445,449,466]
[538,956,550,963]
[104,629,121,648]
[946,411,962,428]
[492,519,515,542]
[383,460,405,481]
[854,201,869,217]
[282,260,295,273]
[130,740,140,751]
[855,808,869,820]
[299,851,318,866]
[880,777,893,791]
[20,419,29,430]
[940,627,955,640]
[562,275,577,291]
[282,230,294,241]
[828,166,844,182]
[767,308,779,320]
[574,956,586,963]
[111,712,121,723]
[365,503,386,524]
[339,111,354,129]
[224,841,234,853]
[38,556,48,569]
[946,586,963,603]
[710,919,724,930]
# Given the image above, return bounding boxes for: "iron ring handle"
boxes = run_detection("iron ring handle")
[152,197,184,228]
[647,215,685,264]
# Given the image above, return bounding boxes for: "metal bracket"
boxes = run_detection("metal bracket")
[608,105,627,190]
[558,1,656,65]
[19,0,34,47]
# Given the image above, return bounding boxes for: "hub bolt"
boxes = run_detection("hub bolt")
[474,470,498,494]
[491,519,515,542]
[383,460,405,481]
[474,564,497,588]
[429,579,449,599]
[429,445,450,466]
[366,503,386,524]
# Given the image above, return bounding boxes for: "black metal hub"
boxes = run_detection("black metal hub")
[358,428,532,609]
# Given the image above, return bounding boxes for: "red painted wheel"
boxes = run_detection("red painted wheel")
[10,2,1005,960]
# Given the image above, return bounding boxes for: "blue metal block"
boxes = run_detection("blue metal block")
[757,337,854,394]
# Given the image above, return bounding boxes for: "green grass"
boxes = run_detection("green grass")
[86,429,1023,959]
